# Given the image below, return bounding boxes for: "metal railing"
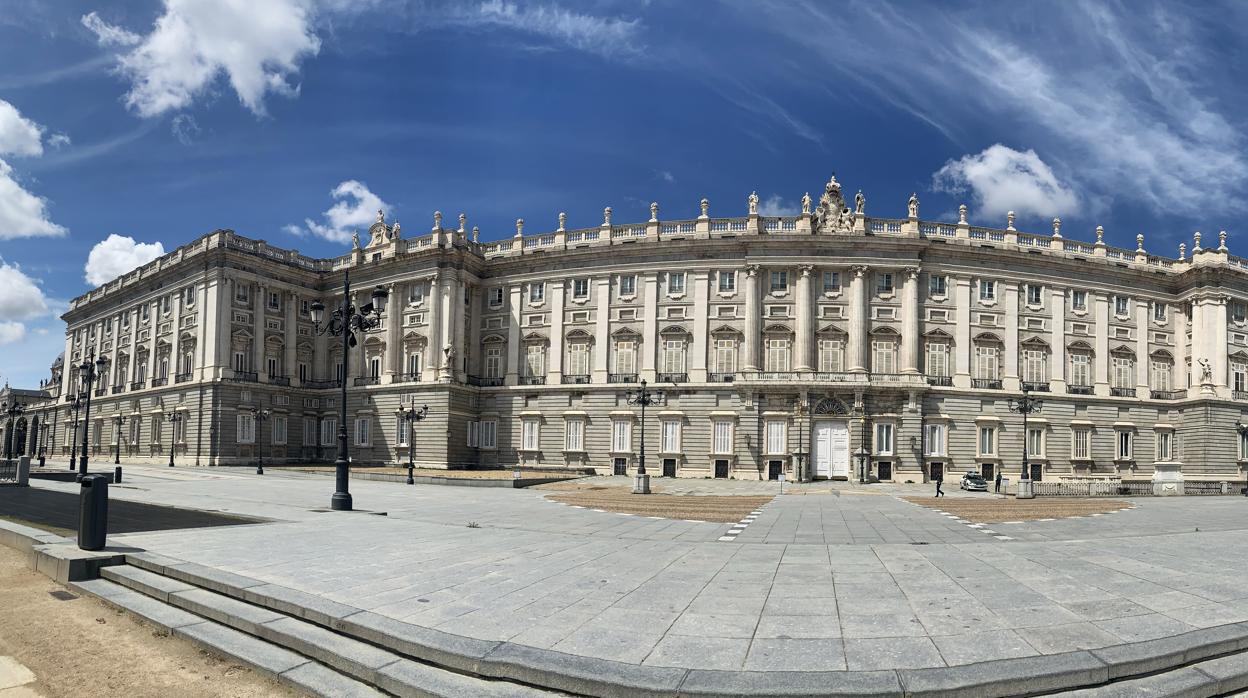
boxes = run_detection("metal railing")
[1067,385,1093,395]
[305,379,341,389]
[175,373,193,383]
[0,460,15,482]
[468,375,503,387]
[112,385,125,394]
[1235,390,1248,401]
[1022,381,1050,392]
[269,375,290,386]
[130,381,145,391]
[94,388,107,397]
[1185,480,1239,495]
[231,372,255,384]
[520,375,546,385]
[657,372,687,383]
[1110,387,1136,397]
[608,373,638,383]
[709,372,736,382]
[926,375,952,386]
[562,374,591,384]
[971,378,1002,390]
[151,377,169,387]
[1151,389,1184,400]
[354,376,379,387]
[393,373,422,384]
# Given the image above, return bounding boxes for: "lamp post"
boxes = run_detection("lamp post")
[112,414,126,465]
[77,354,107,481]
[1237,422,1248,497]
[166,412,182,467]
[2,400,24,460]
[395,402,429,484]
[625,379,664,494]
[793,399,808,484]
[1008,384,1043,482]
[68,395,81,470]
[311,270,388,511]
[856,405,871,484]
[250,407,270,475]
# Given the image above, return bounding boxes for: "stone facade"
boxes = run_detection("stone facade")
[12,176,1248,486]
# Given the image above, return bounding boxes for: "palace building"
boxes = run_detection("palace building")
[8,175,1248,489]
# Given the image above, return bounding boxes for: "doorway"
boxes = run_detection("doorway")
[714,459,729,478]
[980,463,994,480]
[876,461,892,481]
[662,458,677,478]
[929,461,944,482]
[767,460,783,480]
[812,421,850,479]
[613,457,628,475]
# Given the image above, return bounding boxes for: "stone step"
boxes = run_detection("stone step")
[97,565,558,698]
[1046,650,1248,697]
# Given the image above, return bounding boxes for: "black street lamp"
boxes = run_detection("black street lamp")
[1237,422,1248,497]
[793,399,809,484]
[77,354,107,482]
[625,379,664,494]
[311,270,388,511]
[1009,384,1044,482]
[395,402,429,484]
[112,414,126,465]
[249,407,270,475]
[167,412,183,467]
[2,400,25,460]
[68,395,82,471]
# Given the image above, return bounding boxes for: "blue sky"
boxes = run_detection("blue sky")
[1,0,1246,387]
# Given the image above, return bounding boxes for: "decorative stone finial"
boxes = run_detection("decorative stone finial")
[1095,225,1105,245]
[907,193,919,219]
[1194,231,1203,252]
[515,218,524,238]
[801,192,812,215]
[649,202,659,222]
[958,204,968,225]
[558,212,567,231]
[458,213,466,233]
[472,226,480,243]
[748,191,759,216]
[603,206,612,227]
[433,211,442,230]
[1179,242,1187,261]
[1219,230,1228,251]
[700,198,709,219]
[1052,217,1062,238]
[1136,233,1145,252]
[1006,211,1016,231]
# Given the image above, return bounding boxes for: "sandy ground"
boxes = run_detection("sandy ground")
[290,466,585,480]
[0,545,303,698]
[539,483,773,523]
[903,496,1133,523]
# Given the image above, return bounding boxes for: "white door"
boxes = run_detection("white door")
[814,422,832,477]
[830,422,850,478]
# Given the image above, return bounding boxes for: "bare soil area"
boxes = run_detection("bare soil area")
[903,496,1133,523]
[539,483,773,523]
[0,545,303,698]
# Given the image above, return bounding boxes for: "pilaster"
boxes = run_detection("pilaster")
[641,273,658,382]
[1094,293,1110,396]
[901,266,920,374]
[252,283,265,381]
[742,266,760,372]
[1049,288,1066,391]
[795,265,814,372]
[1003,282,1019,391]
[505,283,522,386]
[953,276,971,388]
[847,265,868,373]
[593,277,610,381]
[548,281,565,384]
[690,271,709,382]
[1135,299,1149,393]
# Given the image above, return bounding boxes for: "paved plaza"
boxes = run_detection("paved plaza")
[22,465,1248,675]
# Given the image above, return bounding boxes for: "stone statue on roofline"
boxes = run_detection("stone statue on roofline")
[855,190,865,215]
[814,174,853,233]
[748,191,759,215]
[801,192,812,215]
[908,193,919,218]
[1198,357,1213,385]
[352,231,360,249]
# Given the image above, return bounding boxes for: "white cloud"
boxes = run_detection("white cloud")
[758,194,798,217]
[0,99,44,157]
[0,159,67,239]
[80,10,142,47]
[299,180,389,243]
[47,133,71,149]
[0,261,50,323]
[281,223,305,237]
[0,321,25,346]
[88,0,321,118]
[84,234,165,286]
[933,145,1079,221]
[170,113,200,144]
[472,1,644,59]
[657,170,675,183]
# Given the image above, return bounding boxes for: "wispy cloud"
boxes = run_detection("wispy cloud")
[757,194,797,217]
[80,10,141,47]
[470,1,645,60]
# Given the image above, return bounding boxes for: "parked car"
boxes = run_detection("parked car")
[960,473,988,491]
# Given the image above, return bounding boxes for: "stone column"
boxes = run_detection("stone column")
[1094,293,1110,396]
[641,272,658,381]
[440,273,456,383]
[253,284,265,380]
[548,280,565,384]
[847,265,868,373]
[147,301,159,383]
[1003,282,1019,390]
[505,282,521,386]
[468,280,483,379]
[171,291,183,378]
[1049,287,1065,391]
[1213,295,1229,393]
[424,274,442,383]
[901,266,920,374]
[453,276,467,381]
[742,265,760,372]
[285,290,298,383]
[195,279,211,381]
[593,277,610,382]
[109,312,121,388]
[1174,303,1188,392]
[127,309,139,386]
[1135,299,1149,393]
[216,279,233,378]
[795,265,814,372]
[384,283,402,383]
[954,276,971,388]
[690,271,709,382]
[60,332,74,398]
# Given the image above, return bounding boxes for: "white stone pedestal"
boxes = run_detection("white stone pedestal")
[632,473,651,494]
[1016,479,1034,499]
[1152,462,1184,496]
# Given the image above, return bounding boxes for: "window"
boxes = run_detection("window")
[872,339,895,373]
[1235,302,1247,323]
[406,351,422,376]
[766,420,787,455]
[1070,290,1087,311]
[529,282,545,303]
[396,416,409,446]
[267,357,279,378]
[619,275,636,296]
[1070,353,1091,386]
[1023,349,1047,383]
[876,273,894,294]
[129,420,141,446]
[480,419,497,449]
[148,417,159,444]
[466,421,479,447]
[926,342,949,377]
[303,418,316,446]
[370,357,381,380]
[1117,431,1132,460]
[488,287,504,306]
[268,292,280,310]
[521,419,540,450]
[334,361,344,382]
[818,339,843,373]
[613,339,637,374]
[1026,284,1043,306]
[928,275,947,297]
[1233,362,1247,392]
[1114,295,1130,316]
[161,295,171,314]
[924,423,946,456]
[714,338,737,373]
[572,278,589,299]
[765,337,790,372]
[354,418,371,446]
[567,341,589,376]
[712,420,733,454]
[718,270,737,293]
[668,272,685,294]
[1153,302,1167,321]
[525,345,545,377]
[235,284,249,303]
[1156,431,1173,462]
[874,423,894,455]
[320,418,337,446]
[1027,428,1045,458]
[273,416,287,445]
[484,345,503,378]
[661,420,680,453]
[407,284,424,305]
[662,339,685,373]
[1072,429,1091,459]
[301,299,309,315]
[770,271,788,293]
[237,413,255,444]
[298,362,309,383]
[611,420,631,452]
[564,419,584,451]
[978,426,996,456]
[1151,360,1172,391]
[979,280,996,301]
[1240,429,1248,461]
[975,345,999,380]
[122,313,130,329]
[1112,356,1134,388]
[234,351,248,373]
[823,271,840,293]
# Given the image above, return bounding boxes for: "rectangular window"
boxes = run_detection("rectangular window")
[273,416,287,445]
[298,362,309,383]
[488,287,504,306]
[524,345,545,378]
[237,413,255,444]
[1235,303,1247,323]
[1026,284,1043,306]
[1112,356,1134,388]
[354,418,371,446]
[978,426,996,456]
[567,342,589,376]
[1072,429,1090,459]
[874,423,894,455]
[928,275,947,297]
[1071,290,1087,311]
[485,346,503,378]
[1115,295,1130,316]
[872,340,895,374]
[975,345,999,380]
[770,270,788,293]
[1117,431,1132,460]
[480,419,497,449]
[1240,430,1248,460]
[1151,361,1172,391]
[267,356,279,378]
[396,415,409,446]
[714,338,736,373]
[320,418,337,446]
[979,280,996,301]
[564,419,584,451]
[818,339,843,373]
[611,420,631,452]
[303,418,316,446]
[466,421,479,448]
[1070,354,1091,386]
[267,292,280,310]
[661,420,680,453]
[614,340,636,374]
[529,282,545,303]
[161,295,171,314]
[522,419,540,450]
[619,275,636,296]
[662,339,685,373]
[1027,428,1044,458]
[823,271,840,293]
[1153,302,1167,321]
[718,270,736,293]
[572,278,589,299]
[1156,431,1172,461]
[924,423,946,456]
[926,342,949,377]
[765,420,787,455]
[876,273,894,294]
[765,338,790,372]
[407,352,422,376]
[235,284,249,302]
[1234,363,1248,392]
[1023,349,1046,383]
[712,420,733,454]
[149,416,159,444]
[668,272,685,294]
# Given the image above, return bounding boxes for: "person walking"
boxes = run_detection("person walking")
[935,473,944,498]
[995,471,1002,493]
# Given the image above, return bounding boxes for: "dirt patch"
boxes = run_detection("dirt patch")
[543,486,773,523]
[904,497,1133,523]
[292,466,585,481]
[0,545,303,698]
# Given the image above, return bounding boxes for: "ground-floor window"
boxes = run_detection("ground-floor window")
[237,413,255,444]
[354,418,371,447]
[1116,431,1132,460]
[273,416,286,445]
[480,419,497,449]
[320,418,337,446]
[876,461,892,481]
[714,459,729,478]
[613,457,628,475]
[662,458,677,477]
[522,419,540,451]
[1156,430,1172,462]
